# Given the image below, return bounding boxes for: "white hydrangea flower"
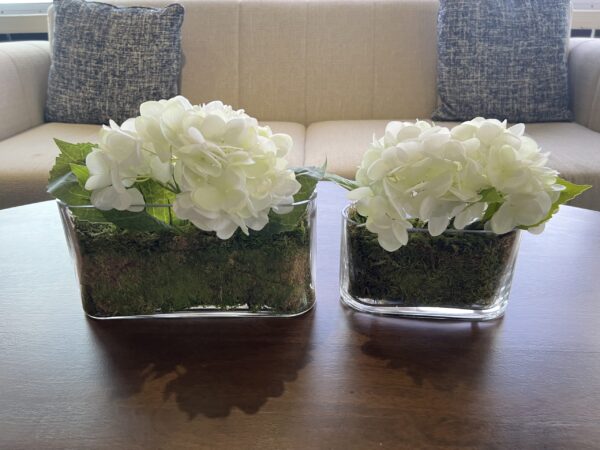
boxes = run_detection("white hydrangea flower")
[83,97,300,238]
[488,192,553,235]
[134,97,186,163]
[85,119,148,212]
[170,102,299,239]
[349,118,563,251]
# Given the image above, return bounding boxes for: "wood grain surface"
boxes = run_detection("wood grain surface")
[1,182,600,449]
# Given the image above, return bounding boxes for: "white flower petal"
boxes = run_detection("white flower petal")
[246,215,269,231]
[453,202,486,229]
[527,223,545,234]
[347,186,373,201]
[191,186,223,211]
[139,100,165,118]
[450,123,477,141]
[490,202,516,234]
[200,114,227,140]
[90,186,117,211]
[427,216,450,236]
[271,133,293,157]
[377,230,402,252]
[126,188,145,212]
[367,159,391,180]
[476,121,504,145]
[215,220,239,239]
[391,221,409,246]
[150,157,173,184]
[508,123,525,137]
[84,151,112,190]
[121,118,137,133]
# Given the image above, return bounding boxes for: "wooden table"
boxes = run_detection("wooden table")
[1,182,600,449]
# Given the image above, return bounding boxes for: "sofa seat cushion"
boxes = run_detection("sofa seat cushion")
[305,120,600,211]
[0,123,101,209]
[525,123,600,211]
[305,120,387,179]
[0,121,306,210]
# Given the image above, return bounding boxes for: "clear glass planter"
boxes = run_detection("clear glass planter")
[58,197,316,319]
[340,206,521,321]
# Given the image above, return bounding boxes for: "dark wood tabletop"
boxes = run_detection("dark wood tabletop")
[1,182,600,450]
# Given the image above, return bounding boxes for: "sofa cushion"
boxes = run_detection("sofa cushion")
[433,0,572,123]
[0,123,101,209]
[0,122,306,210]
[305,121,387,180]
[525,123,600,210]
[45,0,184,125]
[304,120,600,211]
[0,41,50,142]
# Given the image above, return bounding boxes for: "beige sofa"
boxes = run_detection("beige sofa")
[1,0,600,210]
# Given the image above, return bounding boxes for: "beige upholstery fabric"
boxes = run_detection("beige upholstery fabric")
[0,41,51,141]
[0,123,100,209]
[4,0,594,214]
[48,0,439,124]
[304,0,438,123]
[569,38,600,133]
[526,123,600,210]
[0,122,305,209]
[305,120,600,210]
[305,120,387,178]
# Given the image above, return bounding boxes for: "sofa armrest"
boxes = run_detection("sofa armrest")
[0,41,51,141]
[569,38,600,133]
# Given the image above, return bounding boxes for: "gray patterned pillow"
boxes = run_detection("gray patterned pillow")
[45,0,184,125]
[433,0,572,123]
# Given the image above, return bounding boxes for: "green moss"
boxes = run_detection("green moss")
[345,209,519,309]
[69,209,314,317]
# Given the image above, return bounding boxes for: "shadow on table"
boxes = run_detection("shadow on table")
[88,310,315,419]
[346,309,503,391]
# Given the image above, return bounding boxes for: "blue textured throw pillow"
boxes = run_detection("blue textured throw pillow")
[46,0,184,125]
[433,0,572,123]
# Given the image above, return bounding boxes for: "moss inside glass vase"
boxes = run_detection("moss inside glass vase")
[67,208,314,317]
[345,209,519,309]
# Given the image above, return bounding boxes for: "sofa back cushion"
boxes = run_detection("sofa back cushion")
[48,0,440,124]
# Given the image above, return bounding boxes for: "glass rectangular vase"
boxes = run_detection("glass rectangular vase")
[58,197,316,319]
[340,206,521,321]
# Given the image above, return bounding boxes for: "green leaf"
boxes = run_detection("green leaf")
[521,177,592,230]
[63,201,173,232]
[48,140,172,232]
[293,165,325,202]
[553,176,591,206]
[48,172,92,206]
[323,172,359,191]
[482,202,501,223]
[49,140,95,183]
[479,187,504,204]
[268,207,306,235]
[59,194,172,232]
[97,210,173,232]
[67,206,112,223]
[69,163,90,188]
[48,141,96,206]
[136,179,177,225]
[478,187,505,223]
